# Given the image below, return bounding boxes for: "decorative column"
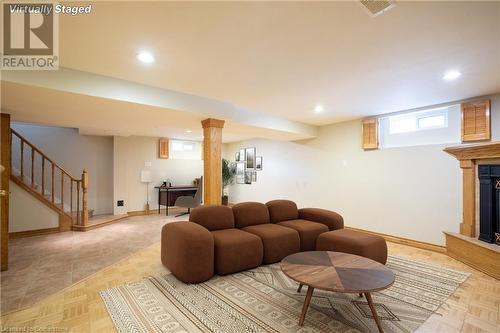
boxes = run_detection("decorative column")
[201,118,225,205]
[460,160,475,237]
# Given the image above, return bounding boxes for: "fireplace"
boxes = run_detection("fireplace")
[444,142,500,279]
[478,164,500,245]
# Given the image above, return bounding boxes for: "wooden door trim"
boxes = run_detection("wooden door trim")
[1,113,11,271]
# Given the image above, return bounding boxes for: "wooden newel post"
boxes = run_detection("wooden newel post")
[81,170,88,226]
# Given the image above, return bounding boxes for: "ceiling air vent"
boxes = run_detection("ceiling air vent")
[359,0,395,17]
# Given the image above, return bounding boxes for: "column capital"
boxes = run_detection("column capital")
[459,159,474,169]
[201,118,225,129]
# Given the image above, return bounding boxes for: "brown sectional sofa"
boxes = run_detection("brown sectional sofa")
[234,202,300,264]
[190,205,264,275]
[267,200,329,251]
[316,229,388,265]
[161,221,214,283]
[161,200,344,283]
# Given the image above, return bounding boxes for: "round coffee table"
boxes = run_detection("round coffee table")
[280,251,395,332]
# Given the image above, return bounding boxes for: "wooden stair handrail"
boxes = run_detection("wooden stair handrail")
[11,129,80,181]
[10,128,88,227]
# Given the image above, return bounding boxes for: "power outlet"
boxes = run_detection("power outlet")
[117,200,124,207]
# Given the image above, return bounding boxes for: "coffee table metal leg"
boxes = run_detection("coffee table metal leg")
[299,286,314,326]
[365,292,384,333]
[297,284,303,293]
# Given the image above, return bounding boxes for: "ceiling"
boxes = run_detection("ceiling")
[56,1,500,125]
[2,1,500,141]
[1,81,309,142]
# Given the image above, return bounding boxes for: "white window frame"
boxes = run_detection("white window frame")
[169,139,202,160]
[388,107,449,134]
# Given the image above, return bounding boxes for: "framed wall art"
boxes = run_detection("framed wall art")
[245,171,253,184]
[245,147,256,170]
[236,162,245,184]
[255,156,263,171]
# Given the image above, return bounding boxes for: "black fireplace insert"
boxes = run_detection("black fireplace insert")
[478,164,500,245]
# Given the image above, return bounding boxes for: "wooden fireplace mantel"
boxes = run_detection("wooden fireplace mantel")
[444,141,500,237]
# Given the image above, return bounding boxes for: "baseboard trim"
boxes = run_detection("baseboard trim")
[346,226,446,254]
[9,227,60,239]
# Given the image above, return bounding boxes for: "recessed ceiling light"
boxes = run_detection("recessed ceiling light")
[185,130,192,133]
[443,70,461,81]
[137,51,154,64]
[314,105,324,113]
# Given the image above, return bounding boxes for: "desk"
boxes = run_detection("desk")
[155,185,198,215]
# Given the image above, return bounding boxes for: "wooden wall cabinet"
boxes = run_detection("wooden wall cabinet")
[362,118,378,150]
[461,100,491,142]
[159,138,169,159]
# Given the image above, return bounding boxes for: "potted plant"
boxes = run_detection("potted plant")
[222,158,234,205]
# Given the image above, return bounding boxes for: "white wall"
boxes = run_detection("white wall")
[11,123,114,215]
[223,94,500,246]
[113,136,203,215]
[9,181,59,232]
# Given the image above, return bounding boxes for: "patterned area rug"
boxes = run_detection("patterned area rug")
[100,255,469,333]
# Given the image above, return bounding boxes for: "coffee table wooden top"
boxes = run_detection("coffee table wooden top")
[281,251,395,293]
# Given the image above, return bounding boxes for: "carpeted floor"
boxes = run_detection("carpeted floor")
[100,255,470,333]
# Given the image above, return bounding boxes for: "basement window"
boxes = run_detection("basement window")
[389,108,448,134]
[169,140,201,159]
[379,105,460,148]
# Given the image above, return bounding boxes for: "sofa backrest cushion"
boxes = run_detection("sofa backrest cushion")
[232,202,270,228]
[266,200,299,223]
[189,205,235,231]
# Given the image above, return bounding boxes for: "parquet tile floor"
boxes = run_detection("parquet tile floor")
[0,218,498,333]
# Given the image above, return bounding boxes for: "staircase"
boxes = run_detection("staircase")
[10,129,90,230]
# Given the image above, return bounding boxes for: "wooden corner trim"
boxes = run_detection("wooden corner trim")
[201,118,225,129]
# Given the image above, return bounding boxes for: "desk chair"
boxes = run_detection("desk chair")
[174,177,202,217]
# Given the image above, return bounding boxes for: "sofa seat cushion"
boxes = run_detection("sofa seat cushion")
[277,219,328,251]
[211,229,263,275]
[316,229,388,265]
[266,200,299,223]
[232,202,270,228]
[242,224,300,264]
